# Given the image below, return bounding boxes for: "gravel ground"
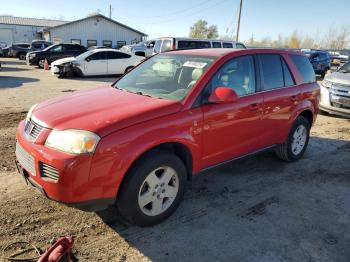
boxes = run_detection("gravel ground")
[0,58,350,262]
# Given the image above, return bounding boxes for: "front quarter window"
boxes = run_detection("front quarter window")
[114,54,215,101]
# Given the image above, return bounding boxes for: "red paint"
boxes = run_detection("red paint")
[16,48,320,206]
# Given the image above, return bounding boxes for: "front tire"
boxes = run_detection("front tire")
[118,151,187,227]
[275,116,310,162]
[38,58,45,69]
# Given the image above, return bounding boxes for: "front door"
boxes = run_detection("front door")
[84,51,108,76]
[201,55,265,168]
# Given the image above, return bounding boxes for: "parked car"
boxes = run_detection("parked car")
[302,50,331,77]
[11,40,53,60]
[8,43,30,59]
[328,51,349,66]
[120,40,155,57]
[320,61,350,117]
[51,49,144,77]
[153,37,246,54]
[26,43,86,68]
[0,45,10,57]
[15,48,319,226]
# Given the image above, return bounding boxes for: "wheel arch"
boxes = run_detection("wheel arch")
[116,141,193,198]
[298,109,314,126]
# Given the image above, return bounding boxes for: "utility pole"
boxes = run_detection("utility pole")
[236,0,243,42]
[109,4,112,18]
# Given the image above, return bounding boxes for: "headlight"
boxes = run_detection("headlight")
[30,53,36,58]
[26,104,37,123]
[45,129,100,154]
[321,80,332,89]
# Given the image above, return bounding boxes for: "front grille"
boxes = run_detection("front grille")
[24,118,44,141]
[39,162,59,182]
[16,142,36,175]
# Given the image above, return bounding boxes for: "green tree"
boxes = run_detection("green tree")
[189,20,218,39]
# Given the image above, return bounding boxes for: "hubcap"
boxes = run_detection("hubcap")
[138,166,179,216]
[39,60,44,67]
[291,125,307,155]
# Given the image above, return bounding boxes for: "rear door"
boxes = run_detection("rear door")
[84,51,108,75]
[201,55,265,168]
[107,51,132,74]
[258,54,300,145]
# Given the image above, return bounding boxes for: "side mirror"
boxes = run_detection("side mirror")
[86,57,91,62]
[208,87,239,104]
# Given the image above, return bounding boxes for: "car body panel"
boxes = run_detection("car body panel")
[16,48,320,208]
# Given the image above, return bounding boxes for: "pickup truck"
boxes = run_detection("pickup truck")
[16,48,319,226]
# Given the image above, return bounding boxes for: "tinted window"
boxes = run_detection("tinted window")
[32,43,42,49]
[88,52,107,60]
[281,59,295,86]
[212,42,222,48]
[211,55,256,96]
[161,40,172,52]
[107,51,131,59]
[223,42,233,48]
[290,55,315,83]
[51,45,62,53]
[259,54,284,90]
[154,40,162,53]
[177,41,211,49]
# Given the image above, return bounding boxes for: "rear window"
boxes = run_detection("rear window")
[161,40,172,52]
[259,54,284,90]
[290,55,315,83]
[177,41,211,49]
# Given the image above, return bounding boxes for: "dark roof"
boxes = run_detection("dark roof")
[46,14,147,36]
[0,16,67,27]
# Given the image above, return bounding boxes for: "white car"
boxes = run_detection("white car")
[51,49,144,77]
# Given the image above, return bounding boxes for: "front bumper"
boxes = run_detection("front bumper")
[15,120,114,211]
[320,84,350,118]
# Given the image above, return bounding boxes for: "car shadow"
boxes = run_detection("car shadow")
[0,66,31,72]
[0,76,39,88]
[1,60,26,66]
[96,136,350,261]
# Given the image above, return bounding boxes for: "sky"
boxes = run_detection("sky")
[1,0,350,42]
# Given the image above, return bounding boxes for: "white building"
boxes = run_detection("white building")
[0,15,147,49]
[0,16,66,45]
[43,14,147,49]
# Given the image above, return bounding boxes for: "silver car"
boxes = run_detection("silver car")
[320,62,350,117]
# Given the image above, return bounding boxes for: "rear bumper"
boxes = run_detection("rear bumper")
[15,120,115,211]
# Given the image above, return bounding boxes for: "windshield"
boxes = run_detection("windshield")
[338,62,350,73]
[76,50,94,59]
[42,44,55,52]
[114,54,216,101]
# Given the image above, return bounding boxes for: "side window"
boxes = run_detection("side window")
[290,55,315,83]
[161,40,172,52]
[154,40,162,53]
[88,52,106,61]
[107,51,131,59]
[259,54,284,90]
[236,43,246,49]
[223,42,233,48]
[51,45,62,53]
[177,41,211,49]
[211,55,256,97]
[281,58,295,87]
[212,42,222,48]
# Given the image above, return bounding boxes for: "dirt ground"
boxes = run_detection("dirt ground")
[0,58,350,262]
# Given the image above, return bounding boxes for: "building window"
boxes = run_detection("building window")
[87,40,97,48]
[116,41,126,49]
[71,39,81,45]
[103,40,112,47]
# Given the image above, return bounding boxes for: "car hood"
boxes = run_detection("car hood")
[51,57,77,66]
[32,86,182,137]
[325,71,350,85]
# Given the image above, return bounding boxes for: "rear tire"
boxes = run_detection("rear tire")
[18,53,26,60]
[124,66,134,74]
[118,151,187,227]
[275,116,310,162]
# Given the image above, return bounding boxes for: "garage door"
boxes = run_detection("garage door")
[0,28,13,46]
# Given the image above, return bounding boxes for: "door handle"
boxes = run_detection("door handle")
[290,95,298,102]
[249,103,261,111]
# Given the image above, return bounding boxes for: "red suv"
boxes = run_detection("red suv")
[16,48,319,226]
